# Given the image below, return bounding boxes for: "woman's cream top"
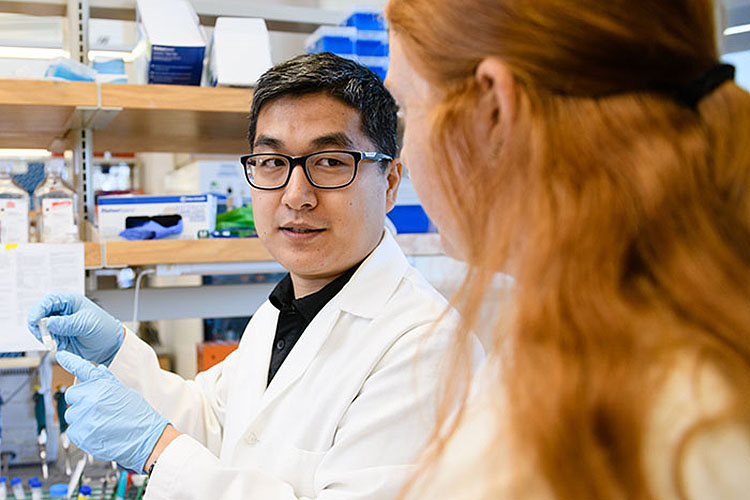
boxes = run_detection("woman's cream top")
[407,355,750,500]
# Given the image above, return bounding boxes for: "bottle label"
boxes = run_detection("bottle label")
[41,198,77,243]
[0,198,30,243]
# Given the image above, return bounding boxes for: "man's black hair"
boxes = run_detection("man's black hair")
[248,52,398,158]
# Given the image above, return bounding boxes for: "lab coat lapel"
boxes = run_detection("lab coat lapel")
[259,303,342,409]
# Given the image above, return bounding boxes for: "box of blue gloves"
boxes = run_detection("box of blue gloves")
[97,194,217,241]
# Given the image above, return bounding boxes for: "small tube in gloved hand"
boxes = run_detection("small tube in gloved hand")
[38,318,56,352]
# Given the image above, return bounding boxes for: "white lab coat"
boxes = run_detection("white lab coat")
[109,230,484,500]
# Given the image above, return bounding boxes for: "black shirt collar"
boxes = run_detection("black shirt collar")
[269,262,362,323]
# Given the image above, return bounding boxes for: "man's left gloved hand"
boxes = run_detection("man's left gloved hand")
[57,351,170,473]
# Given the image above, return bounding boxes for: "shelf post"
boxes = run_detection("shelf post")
[67,0,96,289]
[67,0,90,65]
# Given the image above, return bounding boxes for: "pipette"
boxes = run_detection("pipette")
[55,386,72,475]
[32,386,48,480]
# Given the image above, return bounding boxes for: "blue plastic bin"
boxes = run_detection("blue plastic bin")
[359,56,389,80]
[388,205,435,233]
[306,26,357,56]
[342,11,386,30]
[355,30,389,57]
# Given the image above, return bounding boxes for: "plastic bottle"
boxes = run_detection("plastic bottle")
[0,162,30,244]
[26,478,41,500]
[76,484,91,500]
[9,478,24,500]
[32,158,79,243]
[0,476,7,500]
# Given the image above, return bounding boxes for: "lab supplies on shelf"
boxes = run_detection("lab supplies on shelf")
[32,159,79,244]
[97,194,218,241]
[0,163,30,244]
[134,0,206,86]
[207,18,272,88]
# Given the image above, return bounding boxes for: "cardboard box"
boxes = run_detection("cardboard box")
[197,341,239,372]
[97,194,217,241]
[207,17,273,87]
[134,0,205,85]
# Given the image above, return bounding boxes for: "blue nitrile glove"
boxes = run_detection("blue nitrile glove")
[27,293,124,366]
[119,219,183,240]
[56,351,169,473]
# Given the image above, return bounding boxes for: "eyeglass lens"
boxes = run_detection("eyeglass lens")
[246,152,357,188]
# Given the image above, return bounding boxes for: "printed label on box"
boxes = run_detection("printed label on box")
[149,45,205,85]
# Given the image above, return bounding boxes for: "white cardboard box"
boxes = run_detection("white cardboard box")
[97,194,217,241]
[134,0,206,85]
[207,17,273,87]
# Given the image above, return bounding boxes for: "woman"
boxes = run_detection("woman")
[384,0,750,499]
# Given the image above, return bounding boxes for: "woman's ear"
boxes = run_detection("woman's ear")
[474,58,516,143]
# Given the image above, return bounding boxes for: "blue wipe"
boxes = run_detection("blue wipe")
[92,58,125,75]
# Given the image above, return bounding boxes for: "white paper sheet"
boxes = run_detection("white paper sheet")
[0,243,85,352]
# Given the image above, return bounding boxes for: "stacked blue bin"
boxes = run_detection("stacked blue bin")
[342,10,389,80]
[306,10,389,80]
[305,25,358,61]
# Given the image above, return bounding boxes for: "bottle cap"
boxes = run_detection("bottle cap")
[10,477,21,486]
[0,475,6,482]
[79,484,92,495]
[28,477,43,488]
[49,483,69,497]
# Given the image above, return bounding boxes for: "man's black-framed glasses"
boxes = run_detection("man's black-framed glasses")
[240,150,393,190]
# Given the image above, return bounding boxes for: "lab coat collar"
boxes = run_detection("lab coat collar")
[336,228,409,319]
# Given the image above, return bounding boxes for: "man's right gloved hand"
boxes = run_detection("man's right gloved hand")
[27,293,124,366]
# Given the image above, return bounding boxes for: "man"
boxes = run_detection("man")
[28,53,482,499]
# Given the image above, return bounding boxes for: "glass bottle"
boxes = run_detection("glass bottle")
[0,162,30,244]
[33,158,79,243]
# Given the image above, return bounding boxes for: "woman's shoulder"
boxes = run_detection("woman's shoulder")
[405,359,554,500]
[646,350,750,500]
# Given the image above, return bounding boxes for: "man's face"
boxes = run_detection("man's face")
[250,92,401,294]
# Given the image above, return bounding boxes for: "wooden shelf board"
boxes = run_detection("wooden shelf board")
[0,80,253,153]
[98,83,252,153]
[100,83,253,112]
[0,79,97,107]
[5,235,433,286]
[103,238,274,267]
[84,242,101,268]
[0,79,96,150]
[83,234,442,269]
[93,109,250,154]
